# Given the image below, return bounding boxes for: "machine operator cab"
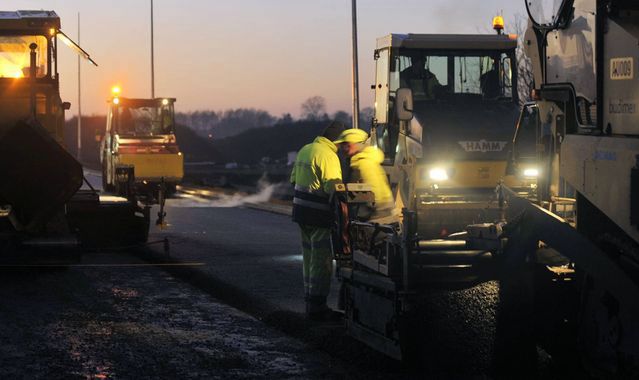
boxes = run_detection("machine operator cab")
[0,11,94,143]
[100,87,183,199]
[371,29,525,237]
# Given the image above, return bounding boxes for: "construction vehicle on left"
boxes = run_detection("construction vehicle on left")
[0,10,150,262]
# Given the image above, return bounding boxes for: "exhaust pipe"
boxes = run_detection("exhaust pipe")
[29,42,37,117]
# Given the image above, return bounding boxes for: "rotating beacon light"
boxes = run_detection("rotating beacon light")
[492,15,504,35]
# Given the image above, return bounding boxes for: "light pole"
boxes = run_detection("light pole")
[351,0,360,129]
[77,12,82,161]
[150,0,155,98]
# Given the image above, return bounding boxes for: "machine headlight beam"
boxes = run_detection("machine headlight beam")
[523,168,539,178]
[429,168,449,181]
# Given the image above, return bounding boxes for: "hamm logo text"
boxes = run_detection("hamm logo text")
[458,140,507,153]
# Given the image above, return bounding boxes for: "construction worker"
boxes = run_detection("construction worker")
[290,121,345,320]
[334,129,395,220]
[400,54,442,101]
[480,57,501,98]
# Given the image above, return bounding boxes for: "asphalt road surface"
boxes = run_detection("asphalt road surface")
[83,170,339,314]
[150,200,337,314]
[144,188,560,379]
[0,253,346,379]
[0,170,569,378]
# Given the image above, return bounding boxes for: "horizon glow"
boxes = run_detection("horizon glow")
[9,0,525,119]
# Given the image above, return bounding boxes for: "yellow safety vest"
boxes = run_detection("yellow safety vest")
[350,146,394,209]
[290,136,342,227]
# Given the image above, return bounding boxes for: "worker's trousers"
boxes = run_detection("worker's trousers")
[299,224,333,311]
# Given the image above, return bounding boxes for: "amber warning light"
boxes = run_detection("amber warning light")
[492,15,504,34]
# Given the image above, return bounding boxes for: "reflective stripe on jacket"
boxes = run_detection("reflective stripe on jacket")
[290,136,342,227]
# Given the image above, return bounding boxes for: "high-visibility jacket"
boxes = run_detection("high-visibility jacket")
[349,146,395,218]
[290,136,342,227]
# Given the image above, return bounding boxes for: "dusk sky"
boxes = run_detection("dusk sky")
[12,1,525,118]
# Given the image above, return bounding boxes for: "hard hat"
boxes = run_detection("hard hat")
[334,128,368,144]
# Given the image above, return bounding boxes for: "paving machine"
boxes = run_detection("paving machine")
[100,88,183,202]
[370,26,534,238]
[337,1,639,376]
[333,22,534,363]
[503,0,639,375]
[0,10,149,257]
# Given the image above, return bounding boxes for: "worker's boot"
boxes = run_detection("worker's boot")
[306,296,342,322]
[306,295,327,316]
[337,282,346,311]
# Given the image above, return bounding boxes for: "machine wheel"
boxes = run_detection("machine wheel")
[119,206,150,245]
[102,161,115,193]
[165,183,177,198]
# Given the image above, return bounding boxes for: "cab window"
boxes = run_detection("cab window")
[0,35,48,78]
[374,49,390,124]
[394,50,515,100]
[116,103,175,136]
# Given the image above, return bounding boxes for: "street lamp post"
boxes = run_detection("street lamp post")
[150,0,155,98]
[351,0,360,129]
[77,12,82,162]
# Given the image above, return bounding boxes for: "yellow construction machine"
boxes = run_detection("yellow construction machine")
[370,20,533,238]
[100,87,183,201]
[0,10,149,259]
[335,19,533,362]
[337,2,639,376]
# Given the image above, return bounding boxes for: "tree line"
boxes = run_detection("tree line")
[176,96,374,140]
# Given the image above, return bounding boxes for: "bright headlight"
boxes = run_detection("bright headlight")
[523,168,539,177]
[429,168,449,181]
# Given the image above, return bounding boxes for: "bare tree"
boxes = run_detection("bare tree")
[511,13,534,106]
[278,113,294,124]
[176,108,275,139]
[476,14,535,106]
[358,107,374,131]
[333,110,351,126]
[300,96,327,121]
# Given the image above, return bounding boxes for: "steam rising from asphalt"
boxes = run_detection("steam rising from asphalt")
[171,176,287,208]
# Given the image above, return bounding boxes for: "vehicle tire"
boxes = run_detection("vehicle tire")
[102,160,115,193]
[165,184,177,198]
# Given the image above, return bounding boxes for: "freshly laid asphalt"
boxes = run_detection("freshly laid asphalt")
[0,252,348,379]
[77,173,572,378]
[149,197,337,315]
[143,189,511,378]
